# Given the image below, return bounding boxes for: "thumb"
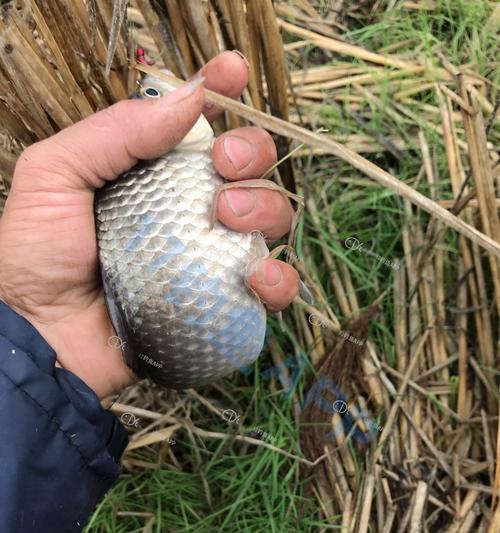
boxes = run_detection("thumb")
[13,78,205,191]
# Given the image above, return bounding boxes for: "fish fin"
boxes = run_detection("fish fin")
[100,264,143,377]
[298,279,315,305]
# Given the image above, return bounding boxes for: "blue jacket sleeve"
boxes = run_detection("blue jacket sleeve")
[0,301,129,532]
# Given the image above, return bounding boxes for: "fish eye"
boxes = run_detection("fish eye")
[141,87,161,98]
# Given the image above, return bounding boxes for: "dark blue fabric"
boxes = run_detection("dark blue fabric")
[0,300,129,532]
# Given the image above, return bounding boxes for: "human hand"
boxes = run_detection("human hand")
[0,51,299,398]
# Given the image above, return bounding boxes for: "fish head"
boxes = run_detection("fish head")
[134,70,214,152]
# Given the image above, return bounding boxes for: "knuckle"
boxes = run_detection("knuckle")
[87,101,135,175]
[13,140,70,184]
[15,141,45,173]
[15,137,80,181]
[89,100,128,132]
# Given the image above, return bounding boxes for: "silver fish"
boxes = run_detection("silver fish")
[94,74,268,389]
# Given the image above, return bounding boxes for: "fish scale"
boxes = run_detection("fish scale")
[95,119,268,389]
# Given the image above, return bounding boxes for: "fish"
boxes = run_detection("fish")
[94,73,268,389]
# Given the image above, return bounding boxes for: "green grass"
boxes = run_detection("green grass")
[87,1,498,531]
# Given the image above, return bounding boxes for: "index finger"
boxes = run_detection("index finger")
[192,50,249,122]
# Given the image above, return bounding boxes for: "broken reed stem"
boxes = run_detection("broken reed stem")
[276,19,412,70]
[136,64,500,257]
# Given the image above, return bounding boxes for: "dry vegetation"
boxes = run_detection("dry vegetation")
[0,1,498,532]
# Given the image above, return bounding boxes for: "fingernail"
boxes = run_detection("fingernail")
[224,136,255,170]
[155,77,205,107]
[231,50,250,69]
[224,189,256,217]
[246,259,282,287]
